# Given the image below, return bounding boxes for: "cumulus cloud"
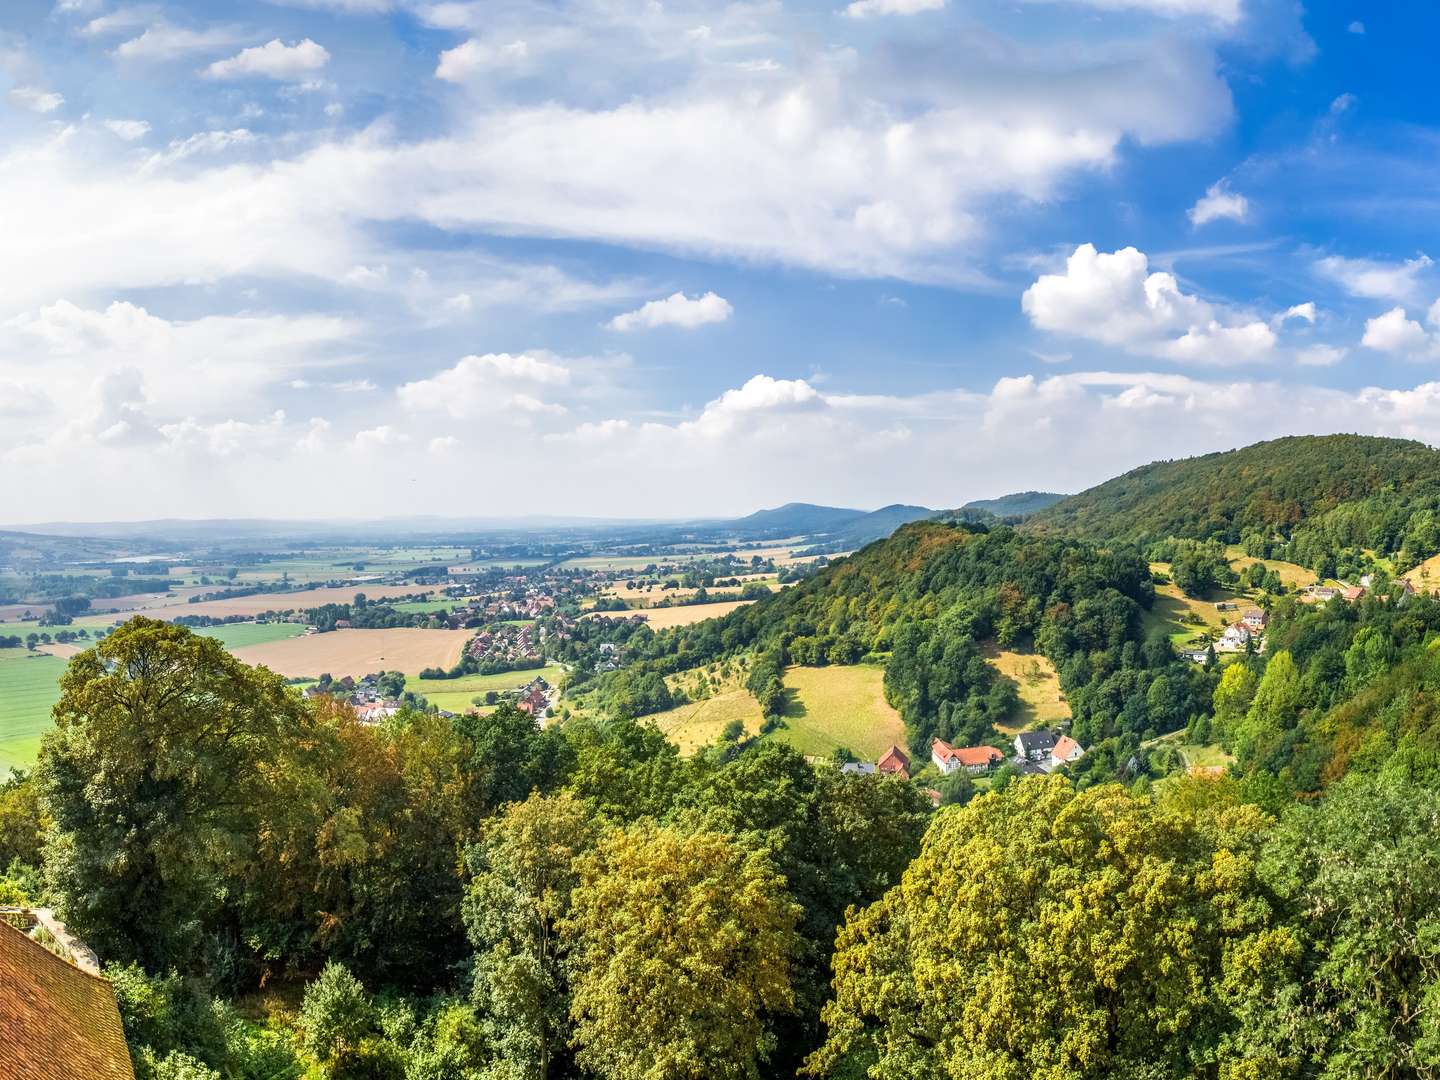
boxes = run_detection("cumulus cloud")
[1361,307,1435,356]
[435,38,530,81]
[8,87,65,113]
[397,351,573,420]
[607,292,733,332]
[1315,253,1433,303]
[1021,243,1280,364]
[205,39,330,81]
[842,0,946,18]
[1187,180,1248,226]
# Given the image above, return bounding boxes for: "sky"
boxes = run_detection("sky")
[1,0,1437,522]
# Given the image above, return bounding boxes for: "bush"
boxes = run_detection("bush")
[299,962,376,1072]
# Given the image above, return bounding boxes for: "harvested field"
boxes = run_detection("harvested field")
[36,642,83,660]
[160,584,435,621]
[231,627,472,679]
[633,601,755,629]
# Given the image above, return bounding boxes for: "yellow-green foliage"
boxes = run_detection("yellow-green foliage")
[810,777,1297,1079]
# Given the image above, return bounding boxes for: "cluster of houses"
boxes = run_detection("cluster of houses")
[1303,574,1417,606]
[515,676,554,720]
[933,730,1085,777]
[839,730,1088,784]
[466,621,546,664]
[303,675,405,723]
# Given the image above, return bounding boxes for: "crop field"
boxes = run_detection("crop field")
[0,650,67,775]
[771,664,905,759]
[599,577,781,607]
[230,628,473,679]
[193,623,307,650]
[983,645,1069,733]
[631,601,756,629]
[163,584,436,621]
[388,599,467,614]
[412,664,566,714]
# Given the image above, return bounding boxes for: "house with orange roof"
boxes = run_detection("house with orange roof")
[932,738,1004,776]
[876,744,912,779]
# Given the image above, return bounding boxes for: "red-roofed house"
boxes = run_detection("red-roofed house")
[1048,735,1086,770]
[932,739,1005,776]
[876,744,911,779]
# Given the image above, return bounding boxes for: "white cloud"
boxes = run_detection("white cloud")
[1187,180,1248,226]
[1276,302,1316,325]
[1295,344,1346,367]
[146,129,256,167]
[103,119,152,141]
[1022,244,1290,365]
[607,291,733,332]
[353,425,408,450]
[1315,253,1433,303]
[8,87,65,114]
[114,25,245,61]
[80,9,152,36]
[205,39,330,81]
[1362,307,1434,356]
[436,38,530,81]
[842,0,946,18]
[397,351,573,420]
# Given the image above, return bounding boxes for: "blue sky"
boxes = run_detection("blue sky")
[1,0,1436,521]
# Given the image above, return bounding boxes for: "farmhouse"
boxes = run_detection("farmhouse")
[876,744,912,779]
[931,738,1003,775]
[1048,734,1085,770]
[1241,608,1267,629]
[1217,623,1253,652]
[1014,730,1057,763]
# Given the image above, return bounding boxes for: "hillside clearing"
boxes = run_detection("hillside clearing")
[1226,548,1317,589]
[983,645,1069,733]
[772,664,905,760]
[651,690,765,755]
[231,628,472,679]
[1143,570,1253,647]
[632,601,755,629]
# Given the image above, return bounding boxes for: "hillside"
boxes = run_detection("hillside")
[725,502,865,537]
[1029,435,1440,542]
[798,503,936,551]
[961,491,1066,517]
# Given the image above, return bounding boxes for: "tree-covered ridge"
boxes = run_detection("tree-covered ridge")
[1029,434,1440,544]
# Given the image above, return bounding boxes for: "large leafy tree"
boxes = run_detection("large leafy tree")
[464,792,598,1080]
[562,823,800,1080]
[1259,777,1440,1077]
[37,619,311,972]
[809,776,1298,1079]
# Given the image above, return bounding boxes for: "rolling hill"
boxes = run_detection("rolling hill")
[1027,434,1440,542]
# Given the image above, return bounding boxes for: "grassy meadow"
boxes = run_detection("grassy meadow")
[411,663,566,714]
[983,645,1069,733]
[0,650,67,775]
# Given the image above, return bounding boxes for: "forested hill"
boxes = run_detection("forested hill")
[1027,434,1440,543]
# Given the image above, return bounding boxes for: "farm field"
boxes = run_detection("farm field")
[983,644,1069,733]
[0,650,67,775]
[599,577,781,607]
[1403,552,1440,590]
[230,627,472,679]
[193,622,307,650]
[632,600,755,629]
[388,598,467,614]
[772,664,905,759]
[411,664,566,714]
[163,584,436,621]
